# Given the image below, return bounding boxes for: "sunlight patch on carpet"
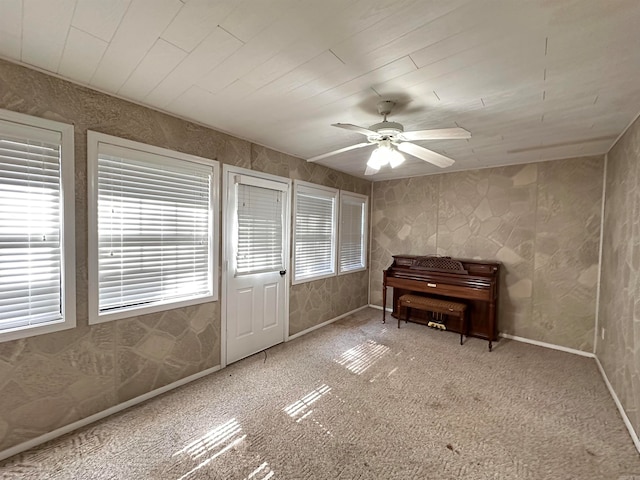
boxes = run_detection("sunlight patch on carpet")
[334,339,390,374]
[173,418,247,479]
[243,461,274,480]
[283,384,331,421]
[174,418,243,460]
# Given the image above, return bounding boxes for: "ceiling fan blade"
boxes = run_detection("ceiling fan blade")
[397,142,455,168]
[364,165,379,176]
[399,127,471,141]
[332,123,378,137]
[307,142,373,163]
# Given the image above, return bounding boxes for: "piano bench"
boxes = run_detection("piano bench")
[397,294,468,345]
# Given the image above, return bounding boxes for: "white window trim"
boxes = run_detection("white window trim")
[338,190,368,275]
[0,109,76,343]
[87,131,219,325]
[292,180,339,285]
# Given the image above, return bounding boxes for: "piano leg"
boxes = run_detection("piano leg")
[460,310,467,346]
[488,297,496,352]
[382,286,387,323]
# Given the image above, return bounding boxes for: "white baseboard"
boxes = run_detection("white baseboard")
[499,333,595,358]
[287,305,369,341]
[594,356,640,454]
[0,364,221,462]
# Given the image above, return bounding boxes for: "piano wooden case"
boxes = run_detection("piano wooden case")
[383,255,500,350]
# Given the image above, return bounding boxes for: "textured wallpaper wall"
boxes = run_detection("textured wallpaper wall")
[0,59,369,452]
[598,115,640,440]
[370,157,604,352]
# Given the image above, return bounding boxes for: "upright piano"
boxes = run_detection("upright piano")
[383,255,500,350]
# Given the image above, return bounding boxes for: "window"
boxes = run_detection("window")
[87,132,218,324]
[339,191,368,274]
[235,181,284,275]
[293,181,338,284]
[0,109,75,342]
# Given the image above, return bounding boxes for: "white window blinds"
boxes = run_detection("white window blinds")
[91,138,215,322]
[293,182,338,283]
[236,183,284,275]
[339,192,367,273]
[0,114,75,341]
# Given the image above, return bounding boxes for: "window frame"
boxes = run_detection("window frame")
[87,131,219,325]
[292,180,339,285]
[338,190,368,275]
[0,108,76,343]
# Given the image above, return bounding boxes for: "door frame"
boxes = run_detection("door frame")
[221,165,291,368]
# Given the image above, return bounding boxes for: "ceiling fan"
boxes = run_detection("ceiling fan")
[307,100,471,175]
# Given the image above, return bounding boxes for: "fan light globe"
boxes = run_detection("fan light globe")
[367,147,387,169]
[368,144,405,170]
[389,149,405,168]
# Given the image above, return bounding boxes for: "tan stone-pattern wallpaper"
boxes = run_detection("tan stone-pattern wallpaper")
[0,59,369,452]
[289,270,370,336]
[598,114,640,440]
[370,157,603,352]
[370,175,439,305]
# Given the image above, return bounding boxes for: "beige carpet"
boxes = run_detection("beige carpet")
[1,307,639,479]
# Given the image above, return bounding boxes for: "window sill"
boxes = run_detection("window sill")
[0,318,76,344]
[89,293,216,325]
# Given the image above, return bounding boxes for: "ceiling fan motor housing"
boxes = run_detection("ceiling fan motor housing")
[368,121,404,138]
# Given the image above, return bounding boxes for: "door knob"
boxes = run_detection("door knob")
[279,270,287,276]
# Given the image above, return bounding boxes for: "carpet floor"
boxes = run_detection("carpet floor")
[1,307,639,479]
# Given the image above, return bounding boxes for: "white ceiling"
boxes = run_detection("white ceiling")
[1,0,640,181]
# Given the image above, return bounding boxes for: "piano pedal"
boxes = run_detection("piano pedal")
[427,319,447,331]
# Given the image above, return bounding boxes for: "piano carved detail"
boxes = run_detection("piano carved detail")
[410,256,467,274]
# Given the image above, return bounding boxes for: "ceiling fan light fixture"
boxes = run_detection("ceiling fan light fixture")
[367,145,388,169]
[389,149,405,168]
[368,143,405,170]
[315,99,467,174]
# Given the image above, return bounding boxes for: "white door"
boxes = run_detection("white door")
[223,166,290,365]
